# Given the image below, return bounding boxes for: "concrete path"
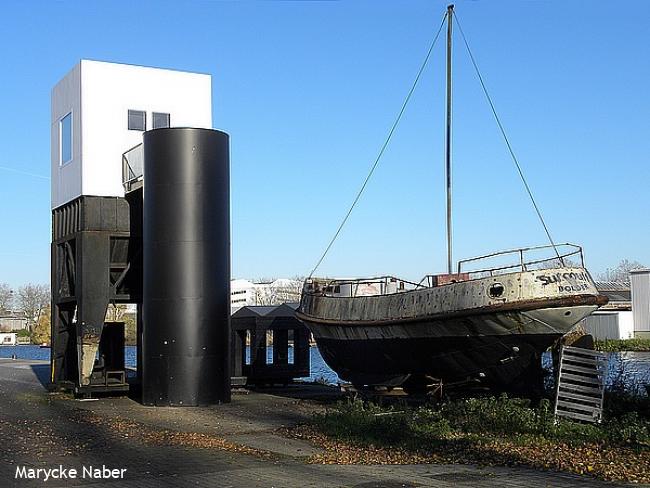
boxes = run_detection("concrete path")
[0,358,639,488]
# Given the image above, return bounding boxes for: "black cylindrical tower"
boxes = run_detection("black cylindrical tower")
[142,128,231,406]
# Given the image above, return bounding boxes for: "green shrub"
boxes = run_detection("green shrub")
[410,408,452,439]
[595,339,650,352]
[549,417,602,444]
[311,393,650,450]
[313,398,450,448]
[603,413,650,446]
[441,394,541,435]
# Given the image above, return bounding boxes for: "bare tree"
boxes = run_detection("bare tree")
[531,257,580,271]
[17,284,50,332]
[0,283,13,312]
[597,259,646,284]
[252,286,275,306]
[252,277,303,305]
[274,276,304,303]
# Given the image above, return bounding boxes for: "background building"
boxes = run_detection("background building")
[581,274,650,340]
[230,278,302,311]
[631,269,650,339]
[0,333,17,346]
[0,311,28,332]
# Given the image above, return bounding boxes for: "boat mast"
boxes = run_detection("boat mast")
[445,4,454,275]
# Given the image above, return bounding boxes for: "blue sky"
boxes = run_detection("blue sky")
[0,0,648,289]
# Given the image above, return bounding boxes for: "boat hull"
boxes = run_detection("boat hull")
[298,268,608,391]
[314,333,555,388]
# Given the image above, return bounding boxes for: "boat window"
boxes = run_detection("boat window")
[334,285,340,293]
[488,283,505,298]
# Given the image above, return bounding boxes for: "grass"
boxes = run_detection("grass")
[311,394,650,450]
[594,338,650,352]
[294,389,650,483]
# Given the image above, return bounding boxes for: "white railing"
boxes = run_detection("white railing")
[122,143,144,192]
[457,243,585,277]
[304,244,587,298]
[303,276,425,298]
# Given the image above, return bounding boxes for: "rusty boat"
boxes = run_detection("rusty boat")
[297,246,608,392]
[296,6,608,393]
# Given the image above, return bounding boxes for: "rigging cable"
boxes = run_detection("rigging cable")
[308,13,448,278]
[452,11,563,263]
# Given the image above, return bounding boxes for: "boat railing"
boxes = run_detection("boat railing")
[456,243,585,277]
[303,275,425,298]
[304,244,585,297]
[122,143,144,192]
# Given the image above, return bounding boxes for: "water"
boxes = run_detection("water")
[603,352,650,392]
[2,345,648,393]
[241,346,340,383]
[540,351,650,393]
[0,345,340,384]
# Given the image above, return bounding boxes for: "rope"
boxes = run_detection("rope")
[308,13,448,278]
[452,11,563,264]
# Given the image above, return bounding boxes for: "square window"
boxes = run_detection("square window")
[60,112,72,165]
[128,110,146,131]
[153,112,170,129]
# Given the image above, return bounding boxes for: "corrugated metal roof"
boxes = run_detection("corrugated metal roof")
[593,281,631,304]
[595,281,630,292]
[231,303,299,319]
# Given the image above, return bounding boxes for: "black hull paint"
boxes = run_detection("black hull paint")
[314,332,558,391]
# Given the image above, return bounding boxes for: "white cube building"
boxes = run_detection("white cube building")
[51,60,212,209]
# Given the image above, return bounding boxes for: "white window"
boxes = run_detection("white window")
[152,112,170,129]
[60,112,72,165]
[128,110,146,131]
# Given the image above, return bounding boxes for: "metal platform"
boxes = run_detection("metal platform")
[231,304,310,385]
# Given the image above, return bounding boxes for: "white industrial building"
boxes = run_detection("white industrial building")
[0,311,28,332]
[230,279,302,311]
[582,310,635,341]
[0,333,17,346]
[581,273,650,340]
[51,60,212,208]
[230,279,258,309]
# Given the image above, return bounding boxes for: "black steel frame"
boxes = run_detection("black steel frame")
[50,194,142,395]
